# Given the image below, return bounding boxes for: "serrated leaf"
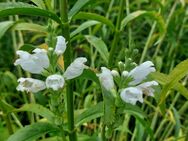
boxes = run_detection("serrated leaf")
[13,22,47,33]
[121,10,166,37]
[0,21,15,39]
[0,2,61,24]
[14,104,55,122]
[85,35,109,64]
[7,122,59,141]
[75,102,103,126]
[74,12,114,29]
[70,20,99,38]
[68,0,93,19]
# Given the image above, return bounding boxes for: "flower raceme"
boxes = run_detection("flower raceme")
[120,61,158,105]
[15,35,88,93]
[97,61,158,105]
[16,57,87,93]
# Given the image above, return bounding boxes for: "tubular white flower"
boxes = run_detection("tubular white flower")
[136,81,158,97]
[54,36,67,55]
[64,57,87,80]
[128,61,156,85]
[14,49,49,74]
[120,87,143,105]
[17,78,46,93]
[97,67,114,91]
[46,74,65,91]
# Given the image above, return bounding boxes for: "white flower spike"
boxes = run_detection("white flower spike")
[128,61,156,85]
[64,57,87,80]
[14,49,49,74]
[17,78,46,93]
[97,67,114,91]
[136,81,158,97]
[54,36,67,55]
[46,74,65,91]
[120,87,143,105]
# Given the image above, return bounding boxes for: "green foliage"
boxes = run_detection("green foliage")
[7,122,60,141]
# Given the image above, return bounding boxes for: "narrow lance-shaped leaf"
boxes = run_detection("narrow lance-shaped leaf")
[85,35,109,64]
[121,10,166,37]
[12,22,47,33]
[68,0,94,19]
[7,122,60,141]
[70,20,99,38]
[0,21,15,39]
[74,12,114,30]
[14,103,55,122]
[0,2,61,24]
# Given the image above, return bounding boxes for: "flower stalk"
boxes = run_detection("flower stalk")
[60,0,77,140]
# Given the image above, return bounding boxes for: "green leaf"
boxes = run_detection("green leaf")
[31,0,46,9]
[7,122,59,141]
[0,2,61,24]
[74,12,114,29]
[85,35,109,64]
[14,104,55,122]
[19,44,37,53]
[75,102,103,126]
[12,22,47,33]
[159,59,188,104]
[151,72,188,100]
[0,21,15,39]
[79,69,100,85]
[103,89,116,125]
[68,0,93,19]
[0,99,15,113]
[70,20,99,38]
[121,10,166,37]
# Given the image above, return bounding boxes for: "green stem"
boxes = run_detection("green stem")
[102,124,107,141]
[108,0,125,68]
[60,0,77,141]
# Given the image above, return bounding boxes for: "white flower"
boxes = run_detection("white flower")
[17,78,46,93]
[120,87,143,105]
[122,71,129,77]
[136,81,158,97]
[128,61,156,85]
[111,70,119,77]
[54,36,67,55]
[14,49,49,74]
[64,57,87,80]
[97,67,114,91]
[46,74,65,91]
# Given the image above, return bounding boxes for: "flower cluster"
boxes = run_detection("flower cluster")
[97,61,158,105]
[15,36,87,93]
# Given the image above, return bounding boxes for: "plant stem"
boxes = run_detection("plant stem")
[108,0,125,68]
[60,0,77,141]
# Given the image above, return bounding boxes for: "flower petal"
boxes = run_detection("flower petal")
[54,36,67,55]
[136,81,158,97]
[64,57,87,80]
[17,78,46,93]
[46,74,65,91]
[14,49,50,74]
[32,48,49,68]
[128,61,156,85]
[120,87,143,105]
[97,67,114,91]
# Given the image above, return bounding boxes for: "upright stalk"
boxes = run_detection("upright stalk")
[60,0,77,141]
[108,0,125,68]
